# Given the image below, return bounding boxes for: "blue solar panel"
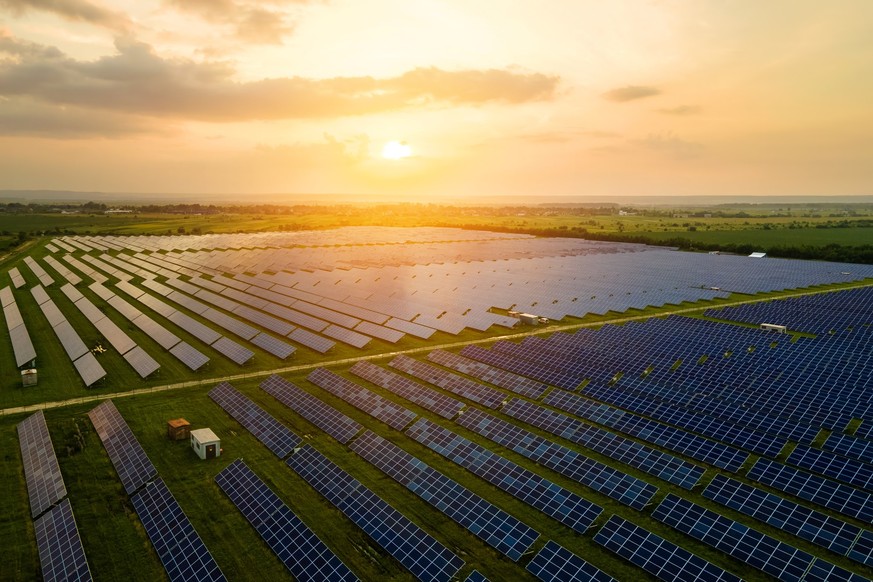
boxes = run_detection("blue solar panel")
[747,458,873,522]
[389,355,506,409]
[464,571,488,582]
[214,459,358,581]
[350,430,539,561]
[594,515,741,582]
[703,474,868,563]
[349,361,465,419]
[652,494,865,582]
[405,418,602,534]
[17,411,67,518]
[823,433,873,465]
[788,445,873,490]
[426,349,549,399]
[33,499,92,582]
[131,478,226,582]
[261,374,362,444]
[88,400,157,495]
[307,368,417,431]
[500,398,704,489]
[286,445,464,582]
[208,382,301,458]
[526,540,614,582]
[457,408,657,510]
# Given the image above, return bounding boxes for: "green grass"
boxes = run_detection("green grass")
[644,226,873,248]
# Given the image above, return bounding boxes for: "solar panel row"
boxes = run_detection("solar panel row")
[426,349,549,400]
[286,444,465,582]
[349,361,465,420]
[389,355,506,409]
[214,459,358,582]
[17,411,68,518]
[350,430,539,561]
[526,540,615,582]
[88,400,158,495]
[405,418,603,534]
[2,286,37,367]
[307,368,417,431]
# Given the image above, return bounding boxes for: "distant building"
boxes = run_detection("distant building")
[749,252,767,258]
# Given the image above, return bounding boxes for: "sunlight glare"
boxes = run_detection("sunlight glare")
[382,140,412,160]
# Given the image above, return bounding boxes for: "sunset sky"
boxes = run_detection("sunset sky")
[0,1,871,198]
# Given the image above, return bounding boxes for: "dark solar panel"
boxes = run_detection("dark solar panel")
[307,368,417,431]
[17,411,67,518]
[210,336,255,365]
[208,382,300,457]
[260,374,362,444]
[526,540,615,582]
[131,478,226,582]
[286,444,464,582]
[214,459,358,581]
[33,499,92,582]
[426,349,549,399]
[593,515,741,582]
[88,400,157,495]
[350,431,539,561]
[349,361,465,420]
[405,418,602,534]
[250,332,296,359]
[389,355,506,409]
[169,341,210,371]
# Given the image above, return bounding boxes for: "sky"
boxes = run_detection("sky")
[0,0,871,199]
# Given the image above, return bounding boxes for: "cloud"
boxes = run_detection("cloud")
[0,0,131,31]
[0,35,560,122]
[633,132,703,159]
[658,105,701,115]
[603,85,660,102]
[163,0,306,45]
[0,98,156,137]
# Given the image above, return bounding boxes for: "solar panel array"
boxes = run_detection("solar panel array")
[131,479,226,582]
[307,368,417,431]
[350,430,539,561]
[405,418,603,534]
[215,459,358,582]
[17,411,67,518]
[260,374,363,444]
[9,266,26,288]
[33,499,92,582]
[349,361,465,419]
[24,256,54,286]
[389,355,506,409]
[286,444,465,582]
[208,382,301,458]
[32,284,106,386]
[457,408,658,510]
[426,349,549,399]
[593,515,741,582]
[87,400,158,495]
[525,540,615,582]
[2,285,37,367]
[652,494,866,582]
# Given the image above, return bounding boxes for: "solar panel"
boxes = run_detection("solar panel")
[107,295,144,320]
[214,459,357,581]
[208,382,301,457]
[210,336,254,365]
[123,346,161,378]
[138,292,178,318]
[131,314,182,350]
[389,355,506,409]
[88,400,157,495]
[59,283,85,303]
[405,418,602,534]
[260,374,362,444]
[4,298,26,329]
[787,445,873,491]
[747,458,873,522]
[166,310,222,344]
[703,474,869,564]
[593,515,741,582]
[33,499,92,582]
[321,325,371,348]
[457,408,657,510]
[17,411,67,518]
[169,341,210,371]
[308,368,417,430]
[130,478,226,582]
[286,444,465,582]
[426,349,549,399]
[250,332,296,359]
[526,540,615,582]
[350,431,539,561]
[353,321,404,343]
[384,318,436,339]
[9,321,37,367]
[288,327,335,353]
[349,361,465,420]
[0,285,13,307]
[465,571,488,582]
[9,266,26,288]
[31,284,51,305]
[73,352,107,387]
[231,304,295,336]
[652,494,864,582]
[201,307,259,340]
[92,315,137,355]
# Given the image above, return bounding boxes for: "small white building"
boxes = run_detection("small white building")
[190,428,221,460]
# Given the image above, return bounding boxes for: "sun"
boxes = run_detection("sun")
[382,140,412,160]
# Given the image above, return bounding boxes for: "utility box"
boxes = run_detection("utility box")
[518,313,540,325]
[167,418,191,441]
[191,428,220,460]
[21,369,38,387]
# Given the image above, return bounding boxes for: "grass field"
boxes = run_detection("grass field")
[643,226,873,248]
